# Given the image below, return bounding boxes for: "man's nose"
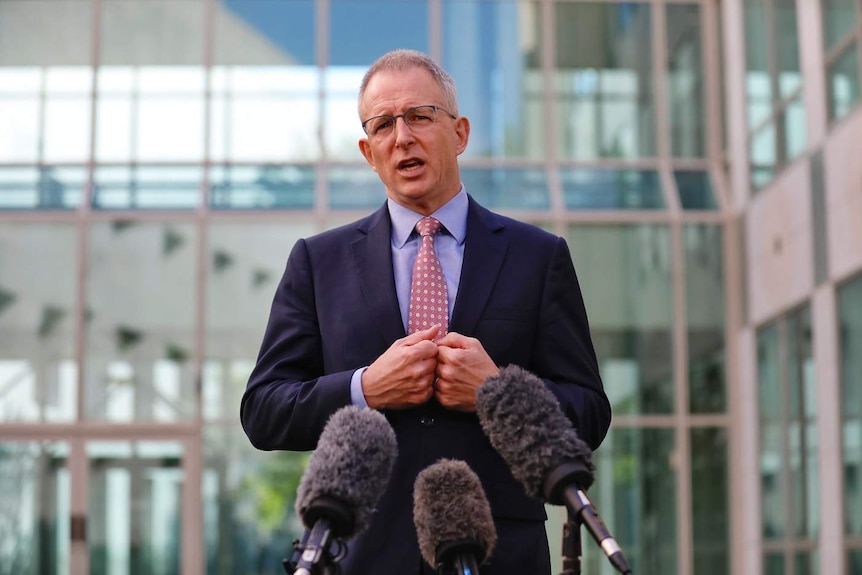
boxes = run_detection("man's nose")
[393,116,415,146]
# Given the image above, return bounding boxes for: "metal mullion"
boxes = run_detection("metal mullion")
[702,0,723,162]
[670,216,694,575]
[540,0,564,234]
[777,317,796,575]
[315,0,329,230]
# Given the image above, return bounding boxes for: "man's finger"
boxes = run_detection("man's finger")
[403,325,441,345]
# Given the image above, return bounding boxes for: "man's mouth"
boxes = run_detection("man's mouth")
[398,159,424,171]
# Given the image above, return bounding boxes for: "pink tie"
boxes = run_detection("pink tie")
[408,217,448,339]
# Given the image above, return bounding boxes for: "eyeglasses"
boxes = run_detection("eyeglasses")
[361,105,457,139]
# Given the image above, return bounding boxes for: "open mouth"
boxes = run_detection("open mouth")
[398,158,424,171]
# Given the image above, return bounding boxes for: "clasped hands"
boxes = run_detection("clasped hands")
[361,325,500,412]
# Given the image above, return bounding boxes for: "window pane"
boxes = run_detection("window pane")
[774,0,802,100]
[210,67,320,162]
[692,428,730,575]
[204,221,317,422]
[0,441,69,575]
[838,274,862,536]
[203,426,307,575]
[210,165,315,209]
[87,441,183,575]
[750,121,777,190]
[84,222,198,422]
[0,224,78,422]
[554,3,655,160]
[328,166,385,210]
[581,428,677,575]
[821,0,859,50]
[561,169,664,210]
[444,0,543,159]
[745,0,773,128]
[828,42,861,122]
[667,4,705,158]
[0,166,85,210]
[327,0,429,160]
[567,225,674,414]
[685,225,726,413]
[212,0,319,162]
[92,165,201,210]
[781,95,807,161]
[675,171,718,210]
[461,167,549,210]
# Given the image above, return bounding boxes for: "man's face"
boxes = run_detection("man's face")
[358,67,470,215]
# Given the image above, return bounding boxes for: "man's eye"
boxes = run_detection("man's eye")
[410,113,432,123]
[374,119,393,133]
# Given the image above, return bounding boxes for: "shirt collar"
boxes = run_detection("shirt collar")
[388,186,469,248]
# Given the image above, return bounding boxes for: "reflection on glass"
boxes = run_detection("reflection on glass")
[326,67,367,161]
[750,122,776,190]
[203,426,307,575]
[666,5,705,158]
[691,428,729,575]
[567,225,674,414]
[96,67,206,162]
[554,3,655,160]
[92,165,201,209]
[0,166,85,210]
[774,1,802,100]
[757,307,818,549]
[744,0,773,128]
[0,224,78,422]
[0,441,68,575]
[204,221,317,422]
[561,169,664,210]
[838,274,862,536]
[581,428,676,575]
[781,96,807,161]
[213,0,319,161]
[444,0,543,159]
[329,1,428,66]
[210,164,314,209]
[210,67,320,162]
[87,441,183,575]
[827,43,861,122]
[675,171,717,210]
[85,222,197,421]
[685,225,725,413]
[328,166,385,209]
[821,0,858,50]
[461,167,548,210]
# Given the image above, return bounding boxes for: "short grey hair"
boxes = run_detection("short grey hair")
[358,49,458,119]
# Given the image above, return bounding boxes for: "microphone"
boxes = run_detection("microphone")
[476,365,631,575]
[288,406,398,575]
[413,459,497,575]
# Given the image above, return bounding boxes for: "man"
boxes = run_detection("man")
[241,49,611,574]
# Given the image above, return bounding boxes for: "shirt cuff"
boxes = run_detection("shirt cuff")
[350,367,369,408]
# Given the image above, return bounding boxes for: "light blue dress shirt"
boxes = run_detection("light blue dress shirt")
[349,187,469,407]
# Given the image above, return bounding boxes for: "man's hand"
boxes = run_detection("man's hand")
[361,326,440,409]
[434,332,500,412]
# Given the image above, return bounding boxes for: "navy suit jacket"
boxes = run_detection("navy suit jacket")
[241,196,611,575]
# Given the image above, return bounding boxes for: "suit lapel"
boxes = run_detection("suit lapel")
[351,205,407,344]
[451,199,508,335]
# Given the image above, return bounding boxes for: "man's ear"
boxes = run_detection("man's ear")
[454,116,470,155]
[358,138,378,172]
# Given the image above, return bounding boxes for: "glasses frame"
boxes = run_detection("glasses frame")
[361,105,457,138]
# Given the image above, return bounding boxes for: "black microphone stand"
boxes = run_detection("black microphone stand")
[559,506,582,575]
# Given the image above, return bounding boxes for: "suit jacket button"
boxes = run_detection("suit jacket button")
[420,416,435,426]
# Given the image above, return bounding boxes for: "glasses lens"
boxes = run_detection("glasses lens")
[405,106,436,130]
[367,116,394,137]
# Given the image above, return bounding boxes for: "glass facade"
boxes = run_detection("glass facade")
[0,1,860,574]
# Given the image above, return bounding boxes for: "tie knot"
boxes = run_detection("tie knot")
[416,216,443,237]
[415,216,442,237]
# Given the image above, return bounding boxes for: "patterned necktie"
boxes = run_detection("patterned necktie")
[408,216,448,339]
